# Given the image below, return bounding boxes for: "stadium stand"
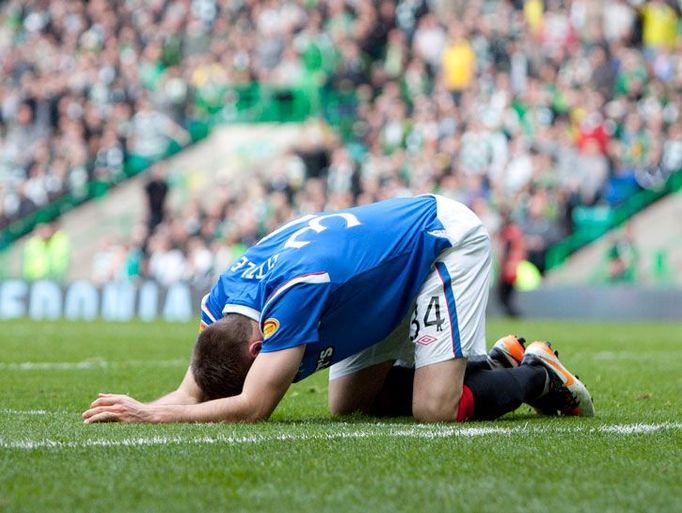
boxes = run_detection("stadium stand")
[547,186,682,286]
[1,0,681,286]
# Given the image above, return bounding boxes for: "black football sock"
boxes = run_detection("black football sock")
[465,356,495,373]
[369,363,548,420]
[463,365,548,420]
[370,366,414,417]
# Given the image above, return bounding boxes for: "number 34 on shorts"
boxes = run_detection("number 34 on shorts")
[410,295,447,345]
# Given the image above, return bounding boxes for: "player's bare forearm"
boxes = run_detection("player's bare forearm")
[147,389,199,406]
[152,395,263,423]
[162,346,305,422]
[84,390,271,424]
[82,346,304,424]
[84,394,257,423]
[148,366,203,405]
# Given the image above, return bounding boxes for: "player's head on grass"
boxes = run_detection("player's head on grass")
[191,314,262,400]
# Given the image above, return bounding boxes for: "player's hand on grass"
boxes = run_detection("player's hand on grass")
[82,393,155,424]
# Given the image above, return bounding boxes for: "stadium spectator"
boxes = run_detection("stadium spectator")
[147,232,186,287]
[605,225,639,283]
[497,209,526,317]
[520,190,563,274]
[640,0,679,51]
[129,95,190,164]
[92,235,127,285]
[145,165,170,233]
[441,25,476,103]
[22,222,71,282]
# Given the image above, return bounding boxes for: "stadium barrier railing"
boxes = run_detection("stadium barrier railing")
[546,170,682,271]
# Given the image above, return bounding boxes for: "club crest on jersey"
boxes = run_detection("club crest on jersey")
[262,318,280,339]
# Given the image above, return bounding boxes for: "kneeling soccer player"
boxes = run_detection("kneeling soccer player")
[83,195,593,424]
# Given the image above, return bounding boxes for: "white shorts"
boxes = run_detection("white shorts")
[329,195,491,380]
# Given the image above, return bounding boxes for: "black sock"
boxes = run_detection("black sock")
[370,366,414,417]
[368,363,548,420]
[465,356,494,373]
[464,365,548,420]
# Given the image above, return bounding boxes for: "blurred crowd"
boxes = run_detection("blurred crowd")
[0,0,200,230]
[5,0,682,288]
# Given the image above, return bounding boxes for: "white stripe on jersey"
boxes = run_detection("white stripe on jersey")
[262,272,331,317]
[222,304,261,322]
[200,294,217,323]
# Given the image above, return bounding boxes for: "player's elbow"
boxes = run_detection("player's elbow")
[240,408,272,423]
[237,395,275,423]
[179,391,202,405]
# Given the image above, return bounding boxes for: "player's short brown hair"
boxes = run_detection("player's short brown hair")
[191,314,255,400]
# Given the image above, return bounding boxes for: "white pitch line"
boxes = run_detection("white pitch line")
[0,359,186,371]
[0,423,680,450]
[0,409,52,415]
[598,423,682,434]
[590,351,681,361]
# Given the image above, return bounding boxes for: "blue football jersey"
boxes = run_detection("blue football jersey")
[201,195,453,382]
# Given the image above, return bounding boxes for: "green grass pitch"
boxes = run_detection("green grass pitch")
[1,319,681,513]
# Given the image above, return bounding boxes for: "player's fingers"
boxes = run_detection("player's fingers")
[82,407,103,419]
[84,411,120,424]
[82,405,122,420]
[90,396,124,408]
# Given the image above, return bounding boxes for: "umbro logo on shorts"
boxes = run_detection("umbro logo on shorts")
[416,335,437,346]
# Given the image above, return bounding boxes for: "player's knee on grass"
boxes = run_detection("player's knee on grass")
[328,361,396,416]
[368,366,414,417]
[329,365,415,417]
[412,384,462,422]
[412,359,467,423]
[328,393,365,417]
